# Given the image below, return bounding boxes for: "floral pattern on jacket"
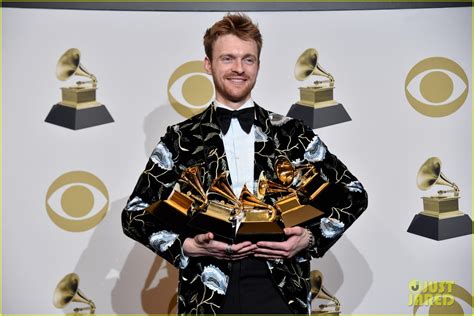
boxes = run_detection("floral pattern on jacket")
[122,103,368,315]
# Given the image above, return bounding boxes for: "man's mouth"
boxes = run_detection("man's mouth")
[226,77,247,83]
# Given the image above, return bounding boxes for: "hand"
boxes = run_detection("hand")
[183,232,257,260]
[254,226,310,259]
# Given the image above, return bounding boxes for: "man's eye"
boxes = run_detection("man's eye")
[222,56,233,63]
[244,58,256,65]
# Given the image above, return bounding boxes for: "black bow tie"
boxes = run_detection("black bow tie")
[216,107,254,135]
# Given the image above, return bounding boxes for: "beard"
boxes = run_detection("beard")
[212,73,257,104]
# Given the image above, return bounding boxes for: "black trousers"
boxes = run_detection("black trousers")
[219,257,293,314]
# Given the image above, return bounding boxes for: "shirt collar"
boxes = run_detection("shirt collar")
[214,98,254,111]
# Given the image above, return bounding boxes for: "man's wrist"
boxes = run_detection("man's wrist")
[305,228,315,249]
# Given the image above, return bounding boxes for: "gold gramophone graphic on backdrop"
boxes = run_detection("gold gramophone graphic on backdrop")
[53,273,96,315]
[308,270,341,315]
[45,48,114,130]
[287,48,351,129]
[407,157,472,240]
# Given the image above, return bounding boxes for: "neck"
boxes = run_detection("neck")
[216,95,251,110]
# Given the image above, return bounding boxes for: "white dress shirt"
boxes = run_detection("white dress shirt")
[215,100,255,196]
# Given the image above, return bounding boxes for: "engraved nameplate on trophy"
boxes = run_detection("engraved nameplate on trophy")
[45,48,114,130]
[407,157,472,240]
[287,48,351,128]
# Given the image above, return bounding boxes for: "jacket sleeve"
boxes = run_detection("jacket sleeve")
[284,119,368,258]
[121,125,191,269]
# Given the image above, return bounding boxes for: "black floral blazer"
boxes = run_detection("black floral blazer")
[122,104,368,315]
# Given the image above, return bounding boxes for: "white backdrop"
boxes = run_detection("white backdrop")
[3,7,472,314]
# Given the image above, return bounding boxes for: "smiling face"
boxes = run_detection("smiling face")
[204,34,260,109]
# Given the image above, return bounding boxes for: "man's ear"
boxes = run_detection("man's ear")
[204,56,212,75]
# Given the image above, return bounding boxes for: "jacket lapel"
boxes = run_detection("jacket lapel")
[253,103,277,183]
[198,103,231,189]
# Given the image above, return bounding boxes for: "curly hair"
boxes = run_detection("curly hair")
[203,13,263,60]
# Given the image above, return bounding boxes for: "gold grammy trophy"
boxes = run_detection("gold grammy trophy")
[309,270,341,315]
[287,48,351,128]
[45,48,114,130]
[407,157,472,240]
[53,273,96,314]
[258,157,326,227]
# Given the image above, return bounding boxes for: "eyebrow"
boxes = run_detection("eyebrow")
[218,53,257,59]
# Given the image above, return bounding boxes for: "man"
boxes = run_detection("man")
[122,13,367,315]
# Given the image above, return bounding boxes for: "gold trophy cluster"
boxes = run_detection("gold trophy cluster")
[147,157,328,242]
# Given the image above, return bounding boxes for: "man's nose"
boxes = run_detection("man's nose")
[231,60,244,73]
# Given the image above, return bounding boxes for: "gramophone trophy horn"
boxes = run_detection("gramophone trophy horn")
[208,171,240,206]
[309,270,340,315]
[257,172,293,200]
[179,166,208,207]
[56,48,97,86]
[416,157,459,194]
[45,48,114,130]
[287,48,351,129]
[53,273,96,314]
[407,157,472,240]
[294,48,334,85]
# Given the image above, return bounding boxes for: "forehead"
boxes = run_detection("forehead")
[212,34,258,57]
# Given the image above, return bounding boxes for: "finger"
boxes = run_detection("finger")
[195,232,212,244]
[256,241,287,250]
[230,254,253,261]
[254,254,285,260]
[254,247,288,257]
[234,244,258,254]
[232,241,254,252]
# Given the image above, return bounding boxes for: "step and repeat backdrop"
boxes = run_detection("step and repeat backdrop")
[3,6,472,315]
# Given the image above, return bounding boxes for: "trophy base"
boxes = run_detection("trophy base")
[45,103,114,130]
[236,222,285,243]
[187,213,235,243]
[146,191,192,235]
[281,204,324,227]
[407,213,473,240]
[287,103,351,129]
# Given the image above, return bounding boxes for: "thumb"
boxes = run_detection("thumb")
[284,226,302,236]
[196,232,213,244]
[283,227,297,236]
[207,232,214,241]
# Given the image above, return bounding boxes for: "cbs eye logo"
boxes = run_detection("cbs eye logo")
[45,171,109,232]
[405,57,469,117]
[167,60,215,118]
